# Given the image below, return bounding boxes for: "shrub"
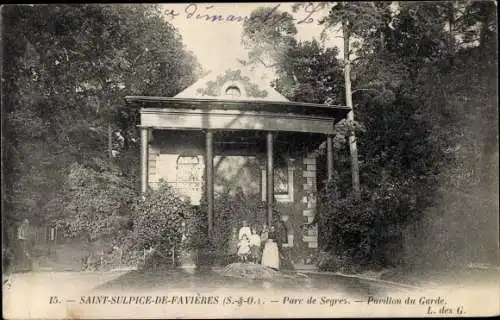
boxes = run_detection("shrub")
[123,186,283,268]
[316,251,363,274]
[317,174,431,271]
[125,182,196,268]
[49,158,136,242]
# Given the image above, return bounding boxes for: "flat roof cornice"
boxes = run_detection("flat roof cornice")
[125,96,350,119]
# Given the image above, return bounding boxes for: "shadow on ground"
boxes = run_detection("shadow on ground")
[94,265,405,297]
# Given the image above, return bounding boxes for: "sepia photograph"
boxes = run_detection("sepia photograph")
[1,2,499,318]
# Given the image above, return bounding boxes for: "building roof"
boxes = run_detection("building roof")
[174,67,289,102]
[125,95,350,120]
[126,65,350,121]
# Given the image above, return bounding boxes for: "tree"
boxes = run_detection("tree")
[272,39,344,104]
[2,4,201,244]
[317,1,498,269]
[317,2,389,197]
[239,1,499,270]
[241,5,346,104]
[46,158,136,241]
[242,5,298,71]
[448,0,497,51]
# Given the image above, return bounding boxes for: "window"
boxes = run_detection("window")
[273,168,289,195]
[225,86,241,98]
[174,155,203,205]
[261,160,294,203]
[220,81,246,98]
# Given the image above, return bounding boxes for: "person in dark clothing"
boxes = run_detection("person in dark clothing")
[276,215,294,270]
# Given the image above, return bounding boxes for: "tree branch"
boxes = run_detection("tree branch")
[351,55,370,63]
[351,88,382,95]
[257,57,279,69]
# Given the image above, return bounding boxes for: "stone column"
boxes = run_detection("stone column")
[205,130,214,234]
[140,126,149,194]
[266,132,274,226]
[302,152,318,249]
[327,135,334,181]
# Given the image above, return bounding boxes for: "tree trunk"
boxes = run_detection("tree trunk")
[479,2,492,52]
[380,30,385,52]
[343,22,361,198]
[108,123,113,158]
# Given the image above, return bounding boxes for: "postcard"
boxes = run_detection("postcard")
[2,2,499,318]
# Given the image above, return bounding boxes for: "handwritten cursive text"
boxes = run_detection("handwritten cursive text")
[164,3,332,25]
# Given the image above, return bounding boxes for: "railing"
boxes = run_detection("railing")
[28,226,61,245]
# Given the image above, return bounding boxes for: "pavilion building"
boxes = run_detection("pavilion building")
[125,67,350,266]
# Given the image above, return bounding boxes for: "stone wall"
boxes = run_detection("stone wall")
[148,145,159,186]
[301,151,319,250]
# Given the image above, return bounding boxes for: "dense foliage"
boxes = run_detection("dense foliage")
[2,2,497,272]
[123,183,196,268]
[244,1,498,270]
[242,6,298,69]
[319,1,497,270]
[2,4,201,252]
[272,40,344,104]
[47,158,136,241]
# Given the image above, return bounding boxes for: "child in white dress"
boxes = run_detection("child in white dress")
[238,220,251,240]
[237,234,250,262]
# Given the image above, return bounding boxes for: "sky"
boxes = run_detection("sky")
[161,3,342,75]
